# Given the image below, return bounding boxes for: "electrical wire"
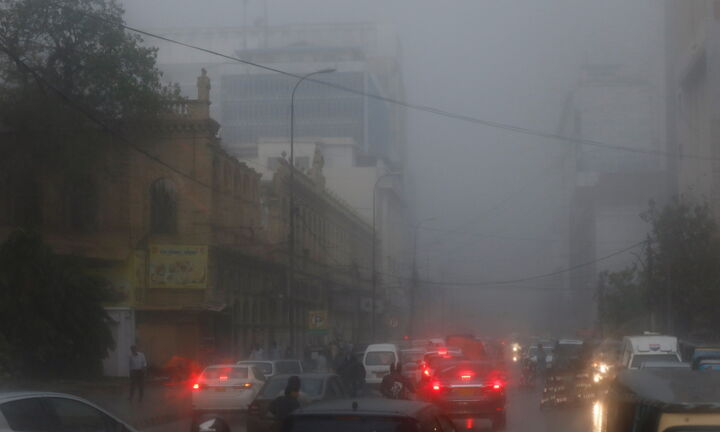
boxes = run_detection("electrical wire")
[45,2,720,163]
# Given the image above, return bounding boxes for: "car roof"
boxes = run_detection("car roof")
[205,364,247,368]
[269,373,336,380]
[365,344,397,351]
[0,392,83,403]
[616,369,720,409]
[292,398,435,417]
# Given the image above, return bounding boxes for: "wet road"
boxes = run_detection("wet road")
[142,377,601,432]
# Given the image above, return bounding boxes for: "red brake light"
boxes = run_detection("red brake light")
[219,376,228,381]
[192,383,200,390]
[432,382,441,391]
[423,368,431,377]
[492,380,504,390]
[460,370,475,381]
[438,348,448,356]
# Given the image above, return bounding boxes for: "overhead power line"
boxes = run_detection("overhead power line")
[50,2,720,163]
[419,239,646,287]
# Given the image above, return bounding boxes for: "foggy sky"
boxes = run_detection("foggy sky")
[120,0,665,334]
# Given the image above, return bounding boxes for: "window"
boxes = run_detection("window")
[46,397,120,432]
[202,366,249,380]
[0,398,51,431]
[65,176,98,232]
[150,178,177,234]
[365,351,397,366]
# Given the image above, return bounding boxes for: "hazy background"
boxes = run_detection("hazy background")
[120,0,665,335]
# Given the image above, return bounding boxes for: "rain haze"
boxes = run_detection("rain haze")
[5,0,720,431]
[121,0,666,336]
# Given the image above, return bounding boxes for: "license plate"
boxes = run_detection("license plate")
[215,387,226,392]
[456,388,475,396]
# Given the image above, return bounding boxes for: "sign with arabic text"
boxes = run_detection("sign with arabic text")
[149,245,207,289]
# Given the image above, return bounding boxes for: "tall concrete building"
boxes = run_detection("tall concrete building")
[665,1,720,216]
[148,22,411,339]
[556,2,668,331]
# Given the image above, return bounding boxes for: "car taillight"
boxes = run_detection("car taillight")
[460,370,475,381]
[243,382,252,388]
[492,380,504,390]
[438,348,448,356]
[423,368,431,377]
[192,383,199,390]
[432,381,441,391]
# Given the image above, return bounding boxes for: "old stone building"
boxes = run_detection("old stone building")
[262,154,373,350]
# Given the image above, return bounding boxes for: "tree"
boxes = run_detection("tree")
[642,198,720,336]
[598,198,720,338]
[0,230,114,378]
[0,0,179,208]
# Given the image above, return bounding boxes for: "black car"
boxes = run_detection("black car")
[247,373,348,432]
[423,361,506,430]
[281,398,457,432]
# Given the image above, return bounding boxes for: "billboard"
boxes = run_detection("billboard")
[308,310,328,334]
[148,245,208,289]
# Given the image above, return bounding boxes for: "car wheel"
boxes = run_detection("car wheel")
[492,413,507,430]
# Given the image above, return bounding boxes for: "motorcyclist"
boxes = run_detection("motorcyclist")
[380,363,414,400]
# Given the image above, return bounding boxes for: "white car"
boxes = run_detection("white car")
[192,364,266,413]
[0,392,136,432]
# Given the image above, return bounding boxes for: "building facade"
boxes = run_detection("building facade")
[666,1,720,216]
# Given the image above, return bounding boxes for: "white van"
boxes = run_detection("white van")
[364,343,399,385]
[621,334,681,369]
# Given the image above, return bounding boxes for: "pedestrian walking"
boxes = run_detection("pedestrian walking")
[249,343,265,360]
[128,345,147,402]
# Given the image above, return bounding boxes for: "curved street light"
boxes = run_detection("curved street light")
[287,68,336,355]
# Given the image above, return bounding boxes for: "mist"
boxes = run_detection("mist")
[119,0,667,337]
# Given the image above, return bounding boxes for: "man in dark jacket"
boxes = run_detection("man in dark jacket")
[269,375,301,426]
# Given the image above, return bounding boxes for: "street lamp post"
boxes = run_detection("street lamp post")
[371,171,402,341]
[409,217,436,339]
[287,68,335,356]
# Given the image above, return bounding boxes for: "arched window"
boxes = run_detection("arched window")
[65,176,98,232]
[150,178,177,234]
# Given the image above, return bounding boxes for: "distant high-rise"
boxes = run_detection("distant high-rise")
[150,23,405,167]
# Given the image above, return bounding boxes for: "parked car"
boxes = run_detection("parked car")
[363,343,399,385]
[281,398,457,432]
[236,359,304,378]
[247,373,348,432]
[0,392,137,432]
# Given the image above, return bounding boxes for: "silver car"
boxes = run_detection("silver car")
[0,392,135,431]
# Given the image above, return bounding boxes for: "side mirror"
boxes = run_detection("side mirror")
[198,418,230,432]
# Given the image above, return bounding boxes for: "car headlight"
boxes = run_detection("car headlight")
[593,373,602,383]
[599,363,609,374]
[512,356,518,362]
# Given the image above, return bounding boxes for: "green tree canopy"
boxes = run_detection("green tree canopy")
[0,230,114,378]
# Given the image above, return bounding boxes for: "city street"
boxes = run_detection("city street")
[138,377,600,432]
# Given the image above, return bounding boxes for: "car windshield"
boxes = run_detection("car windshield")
[283,416,417,432]
[365,352,396,366]
[238,362,273,375]
[259,377,324,398]
[631,354,680,369]
[202,367,248,380]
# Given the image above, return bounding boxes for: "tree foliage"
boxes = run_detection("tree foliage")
[0,0,179,179]
[598,198,720,338]
[0,230,114,378]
